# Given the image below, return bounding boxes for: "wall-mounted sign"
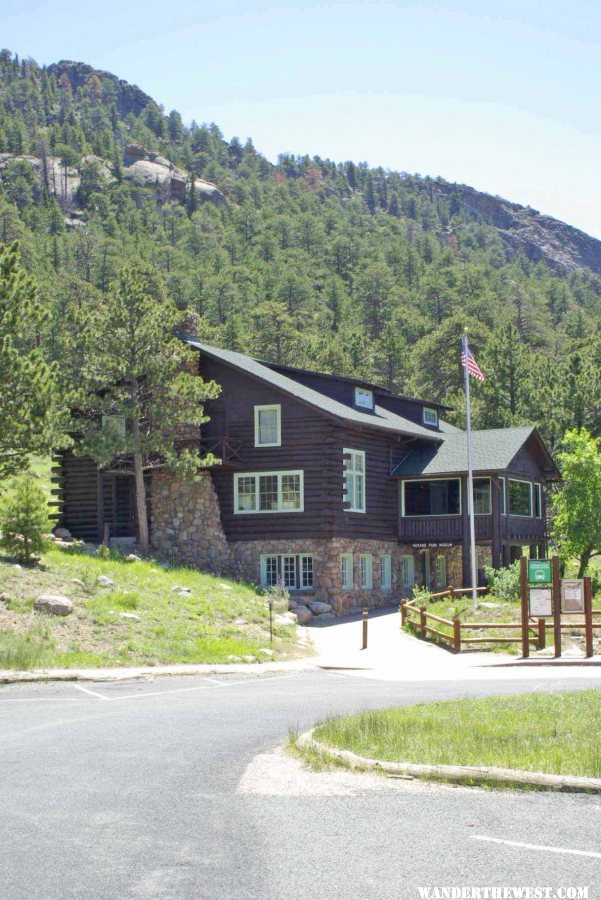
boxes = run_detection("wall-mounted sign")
[528,560,551,584]
[528,587,552,617]
[411,543,453,549]
[561,579,585,614]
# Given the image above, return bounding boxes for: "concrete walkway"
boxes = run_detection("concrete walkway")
[1,606,600,684]
[308,606,601,681]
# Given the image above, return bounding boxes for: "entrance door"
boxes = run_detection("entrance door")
[102,475,137,539]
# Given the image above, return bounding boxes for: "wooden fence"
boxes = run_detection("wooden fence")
[400,589,601,654]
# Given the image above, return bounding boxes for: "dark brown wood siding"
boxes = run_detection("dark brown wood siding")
[202,357,340,541]
[53,449,99,542]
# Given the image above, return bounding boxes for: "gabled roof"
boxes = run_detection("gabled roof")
[391,426,559,478]
[180,337,443,441]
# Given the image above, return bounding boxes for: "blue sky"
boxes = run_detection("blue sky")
[3,1,601,236]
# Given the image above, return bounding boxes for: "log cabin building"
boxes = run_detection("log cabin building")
[54,336,559,615]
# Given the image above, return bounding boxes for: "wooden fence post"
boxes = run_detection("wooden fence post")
[419,606,426,636]
[552,555,562,658]
[519,556,529,659]
[584,576,593,659]
[453,618,461,653]
[400,600,406,626]
[537,618,546,651]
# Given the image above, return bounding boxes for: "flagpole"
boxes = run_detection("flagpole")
[463,331,478,610]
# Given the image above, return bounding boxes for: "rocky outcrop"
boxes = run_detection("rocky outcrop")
[432,181,601,274]
[48,60,154,119]
[122,144,225,205]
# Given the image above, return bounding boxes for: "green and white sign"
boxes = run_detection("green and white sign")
[528,560,551,584]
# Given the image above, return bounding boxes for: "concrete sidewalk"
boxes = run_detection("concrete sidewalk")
[308,606,601,681]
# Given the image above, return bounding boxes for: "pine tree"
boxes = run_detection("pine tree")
[79,265,220,551]
[0,242,69,479]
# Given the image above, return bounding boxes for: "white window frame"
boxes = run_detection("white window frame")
[508,478,533,518]
[254,405,281,447]
[401,478,462,517]
[499,476,506,516]
[422,407,438,427]
[343,448,366,513]
[354,387,374,410]
[534,483,543,519]
[473,477,492,516]
[401,554,415,589]
[340,553,353,589]
[359,554,373,589]
[380,555,392,590]
[102,415,126,438]
[260,553,313,590]
[299,554,314,589]
[234,470,304,514]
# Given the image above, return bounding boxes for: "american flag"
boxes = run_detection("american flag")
[461,344,485,381]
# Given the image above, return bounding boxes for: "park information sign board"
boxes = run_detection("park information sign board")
[561,579,585,614]
[528,560,551,584]
[529,588,553,617]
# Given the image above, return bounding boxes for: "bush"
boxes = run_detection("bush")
[410,586,432,606]
[483,560,521,602]
[0,476,49,564]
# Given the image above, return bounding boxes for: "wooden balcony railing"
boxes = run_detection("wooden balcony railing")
[200,436,243,467]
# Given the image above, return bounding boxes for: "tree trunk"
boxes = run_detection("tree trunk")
[131,415,149,552]
[577,547,593,579]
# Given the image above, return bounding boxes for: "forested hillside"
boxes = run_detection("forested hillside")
[0,50,599,447]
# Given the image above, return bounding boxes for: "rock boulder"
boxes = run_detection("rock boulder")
[35,594,73,616]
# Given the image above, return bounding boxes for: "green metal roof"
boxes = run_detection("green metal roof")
[392,426,557,477]
[180,337,443,441]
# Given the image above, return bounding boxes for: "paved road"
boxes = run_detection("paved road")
[1,671,600,900]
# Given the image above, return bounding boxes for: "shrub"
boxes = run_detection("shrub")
[410,586,432,606]
[483,560,521,602]
[0,476,49,564]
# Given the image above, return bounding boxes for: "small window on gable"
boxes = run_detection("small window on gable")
[354,387,374,410]
[102,415,126,438]
[254,405,281,447]
[423,407,438,427]
[534,484,542,519]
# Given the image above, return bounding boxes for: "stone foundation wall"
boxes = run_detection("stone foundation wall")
[150,471,230,573]
[229,537,402,615]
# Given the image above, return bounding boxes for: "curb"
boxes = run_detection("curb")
[0,659,317,684]
[297,728,601,793]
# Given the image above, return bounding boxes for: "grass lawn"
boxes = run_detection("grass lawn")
[0,546,301,669]
[313,690,601,778]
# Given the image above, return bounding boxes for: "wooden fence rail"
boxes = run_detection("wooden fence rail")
[401,594,601,654]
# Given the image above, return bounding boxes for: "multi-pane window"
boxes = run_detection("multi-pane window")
[534,484,542,518]
[473,478,491,515]
[402,479,461,516]
[499,477,506,515]
[340,554,353,589]
[300,555,313,589]
[401,555,415,589]
[260,554,313,589]
[422,407,438,427]
[359,554,373,589]
[234,471,303,514]
[343,449,365,513]
[380,555,392,590]
[508,479,532,517]
[254,405,281,447]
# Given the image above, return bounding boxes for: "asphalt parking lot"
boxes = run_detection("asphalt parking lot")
[1,670,600,900]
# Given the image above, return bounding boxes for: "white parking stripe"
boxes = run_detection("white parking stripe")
[72,684,110,701]
[473,835,601,859]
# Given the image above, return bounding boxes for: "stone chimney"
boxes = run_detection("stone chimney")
[177,309,199,340]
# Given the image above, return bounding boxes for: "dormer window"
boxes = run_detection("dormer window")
[423,407,438,427]
[102,415,126,438]
[354,387,374,410]
[254,405,281,447]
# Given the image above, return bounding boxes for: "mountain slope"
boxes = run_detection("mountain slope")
[0,49,599,446]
